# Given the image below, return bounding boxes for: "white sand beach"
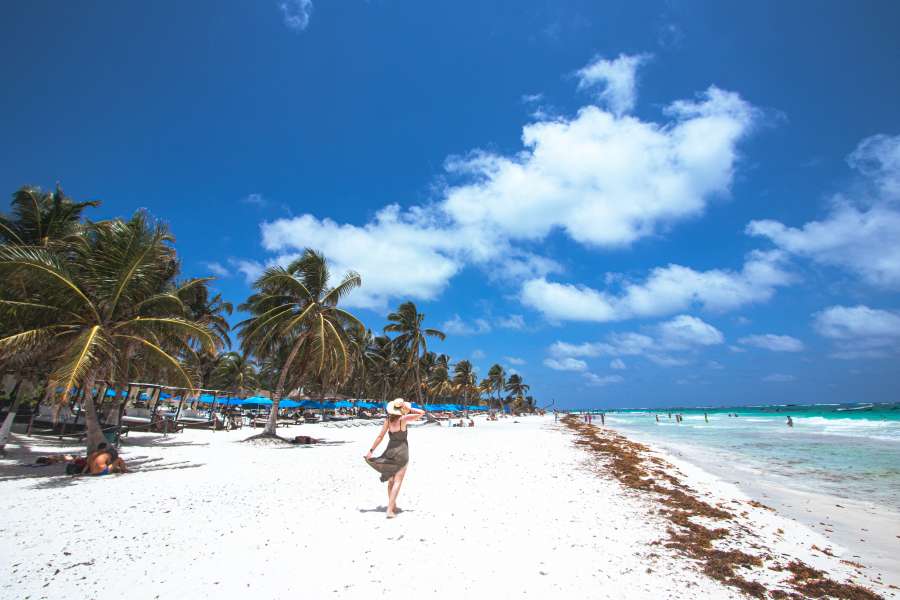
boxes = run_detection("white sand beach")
[1,415,893,600]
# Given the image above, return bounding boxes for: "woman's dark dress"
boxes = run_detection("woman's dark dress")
[366,428,409,482]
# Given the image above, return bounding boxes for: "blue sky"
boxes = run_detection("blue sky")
[2,1,899,408]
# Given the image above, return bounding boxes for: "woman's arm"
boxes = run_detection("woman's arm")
[402,403,426,422]
[365,420,389,459]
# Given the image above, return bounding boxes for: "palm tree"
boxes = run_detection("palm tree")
[210,352,259,397]
[237,249,363,437]
[384,301,445,406]
[487,364,506,412]
[505,374,530,414]
[179,283,233,389]
[0,185,98,248]
[1,186,101,450]
[0,211,217,451]
[452,360,476,417]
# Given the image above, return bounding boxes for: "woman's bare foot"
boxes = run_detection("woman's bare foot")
[386,511,396,519]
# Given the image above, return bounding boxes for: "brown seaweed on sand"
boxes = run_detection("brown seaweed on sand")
[561,416,882,599]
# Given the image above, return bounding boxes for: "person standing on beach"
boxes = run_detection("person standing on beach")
[704,413,709,423]
[365,398,425,518]
[787,416,794,427]
[600,413,605,426]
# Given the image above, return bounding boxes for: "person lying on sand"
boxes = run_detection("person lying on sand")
[83,443,127,476]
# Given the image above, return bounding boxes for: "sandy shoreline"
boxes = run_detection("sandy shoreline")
[609,424,900,591]
[0,415,893,599]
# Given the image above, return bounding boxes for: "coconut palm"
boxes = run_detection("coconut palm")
[487,364,506,412]
[384,301,445,406]
[0,211,217,451]
[210,352,259,397]
[237,249,363,436]
[0,185,99,248]
[179,284,233,388]
[505,373,530,413]
[452,360,476,416]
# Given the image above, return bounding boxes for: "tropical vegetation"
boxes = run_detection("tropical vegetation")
[0,185,538,451]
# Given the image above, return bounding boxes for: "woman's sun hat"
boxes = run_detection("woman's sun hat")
[386,398,409,416]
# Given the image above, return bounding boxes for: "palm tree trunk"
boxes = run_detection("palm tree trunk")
[81,374,106,452]
[264,339,305,436]
[0,380,23,453]
[413,362,423,405]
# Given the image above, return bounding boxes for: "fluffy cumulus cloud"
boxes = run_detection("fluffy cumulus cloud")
[610,358,626,370]
[279,0,313,31]
[543,357,588,372]
[748,134,900,289]
[259,206,463,309]
[738,334,804,352]
[548,315,724,367]
[575,53,650,116]
[657,315,725,348]
[521,251,791,322]
[250,55,758,310]
[813,304,900,359]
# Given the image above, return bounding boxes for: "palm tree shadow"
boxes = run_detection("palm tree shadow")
[5,456,205,490]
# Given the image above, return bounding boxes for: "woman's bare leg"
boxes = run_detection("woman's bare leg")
[386,476,394,510]
[387,466,407,516]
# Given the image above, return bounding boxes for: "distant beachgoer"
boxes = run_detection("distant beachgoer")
[655,414,659,423]
[668,412,672,419]
[787,416,794,428]
[365,398,425,519]
[554,411,558,422]
[704,413,708,423]
[84,443,127,476]
[468,419,474,427]
[600,413,605,426]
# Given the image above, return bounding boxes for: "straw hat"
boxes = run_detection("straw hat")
[386,398,409,416]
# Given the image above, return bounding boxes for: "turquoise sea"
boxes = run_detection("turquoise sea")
[585,403,900,509]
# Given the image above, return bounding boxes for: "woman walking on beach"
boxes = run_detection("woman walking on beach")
[365,398,425,518]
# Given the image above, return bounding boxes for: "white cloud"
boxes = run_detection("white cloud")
[279,0,313,31]
[738,334,804,352]
[522,251,790,322]
[707,360,724,370]
[521,93,544,104]
[204,261,230,278]
[575,54,650,116]
[813,305,900,359]
[505,356,526,365]
[261,207,463,309]
[496,314,526,330]
[657,315,724,348]
[248,58,758,310]
[583,373,625,386]
[471,349,486,360]
[543,357,588,372]
[610,358,626,370]
[762,373,796,383]
[848,133,900,200]
[443,85,757,249]
[748,134,900,289]
[548,315,722,367]
[443,314,492,336]
[230,258,264,284]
